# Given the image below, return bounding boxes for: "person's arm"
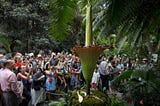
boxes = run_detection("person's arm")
[74,69,80,74]
[45,70,51,75]
[37,75,45,80]
[0,84,2,94]
[17,72,28,80]
[9,73,23,99]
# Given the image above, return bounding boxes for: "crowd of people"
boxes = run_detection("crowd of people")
[0,51,151,106]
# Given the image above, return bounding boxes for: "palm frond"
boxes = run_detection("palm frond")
[98,24,114,39]
[114,70,133,81]
[117,36,127,53]
[106,0,126,26]
[49,0,77,41]
[93,10,105,32]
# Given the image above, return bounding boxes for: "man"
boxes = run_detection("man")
[98,57,109,90]
[0,84,2,106]
[0,55,6,106]
[0,59,23,106]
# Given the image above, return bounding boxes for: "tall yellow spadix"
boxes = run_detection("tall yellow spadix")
[85,2,92,46]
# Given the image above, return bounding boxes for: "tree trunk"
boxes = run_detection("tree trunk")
[145,35,153,54]
[157,40,160,52]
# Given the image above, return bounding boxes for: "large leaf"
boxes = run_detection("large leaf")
[114,69,133,80]
[49,0,77,41]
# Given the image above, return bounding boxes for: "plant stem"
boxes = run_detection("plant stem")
[86,81,91,96]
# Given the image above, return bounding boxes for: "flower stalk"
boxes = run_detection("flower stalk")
[85,1,92,46]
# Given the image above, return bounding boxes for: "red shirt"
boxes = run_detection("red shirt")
[14,62,21,68]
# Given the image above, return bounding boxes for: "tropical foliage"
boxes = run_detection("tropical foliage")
[0,0,54,53]
[1,0,159,55]
[48,0,160,57]
[113,63,160,105]
[93,0,160,53]
[49,0,77,41]
[0,0,159,105]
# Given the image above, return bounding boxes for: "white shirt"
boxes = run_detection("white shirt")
[98,61,108,75]
[92,71,100,83]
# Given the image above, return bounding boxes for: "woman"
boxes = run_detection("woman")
[30,68,44,106]
[45,68,56,102]
[17,65,31,106]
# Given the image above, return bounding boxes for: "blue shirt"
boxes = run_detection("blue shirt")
[31,73,43,89]
[46,72,56,91]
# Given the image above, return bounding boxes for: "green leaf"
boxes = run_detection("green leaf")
[116,70,133,80]
[49,0,77,41]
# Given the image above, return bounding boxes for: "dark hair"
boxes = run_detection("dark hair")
[108,56,113,62]
[37,68,42,72]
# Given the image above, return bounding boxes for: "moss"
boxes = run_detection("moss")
[69,90,108,106]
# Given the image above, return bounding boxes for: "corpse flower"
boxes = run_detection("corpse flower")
[72,45,112,95]
[72,0,113,96]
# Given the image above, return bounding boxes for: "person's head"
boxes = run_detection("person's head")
[14,55,22,62]
[126,57,130,62]
[51,52,56,57]
[36,68,42,74]
[135,58,139,64]
[111,60,116,67]
[103,57,107,61]
[0,54,4,58]
[21,65,27,72]
[37,54,42,60]
[4,59,15,70]
[94,68,98,73]
[0,58,7,69]
[108,55,113,62]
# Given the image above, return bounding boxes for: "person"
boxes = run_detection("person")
[107,60,117,93]
[0,54,6,71]
[0,84,2,106]
[0,59,23,106]
[123,57,132,70]
[0,56,6,106]
[31,68,45,106]
[17,65,31,106]
[45,68,56,102]
[50,52,59,67]
[13,54,22,74]
[91,67,100,90]
[70,57,81,90]
[98,57,109,90]
[132,58,140,70]
[55,57,67,87]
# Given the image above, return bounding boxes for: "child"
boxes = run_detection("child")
[91,68,100,90]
